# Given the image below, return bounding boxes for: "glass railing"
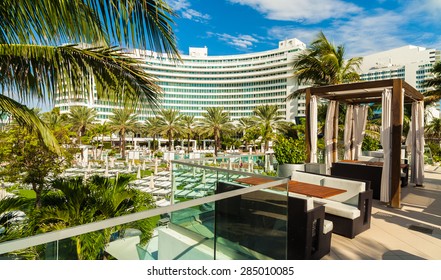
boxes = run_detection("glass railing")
[0,159,288,260]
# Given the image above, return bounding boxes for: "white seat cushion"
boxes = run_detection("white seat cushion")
[321,200,360,220]
[323,220,333,235]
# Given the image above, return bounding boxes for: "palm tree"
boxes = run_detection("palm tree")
[252,105,285,152]
[422,62,441,106]
[156,109,183,151]
[199,107,233,156]
[0,0,179,153]
[93,122,111,158]
[144,116,162,152]
[425,117,441,142]
[180,115,196,154]
[289,31,362,99]
[67,106,97,145]
[108,108,138,159]
[41,107,72,144]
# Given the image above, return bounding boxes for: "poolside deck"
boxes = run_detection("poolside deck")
[324,165,441,260]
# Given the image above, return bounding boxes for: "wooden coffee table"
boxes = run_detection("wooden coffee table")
[235,176,346,199]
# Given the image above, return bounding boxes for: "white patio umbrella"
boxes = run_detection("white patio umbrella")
[248,159,253,172]
[137,166,141,179]
[228,159,232,170]
[128,162,132,173]
[149,175,155,189]
[142,160,146,170]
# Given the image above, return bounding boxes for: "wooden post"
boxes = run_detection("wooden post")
[390,79,403,208]
[332,101,339,163]
[305,88,311,163]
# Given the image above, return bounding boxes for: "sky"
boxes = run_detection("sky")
[166,0,441,57]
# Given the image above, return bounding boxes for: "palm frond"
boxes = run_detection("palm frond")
[0,95,60,154]
[0,0,179,58]
[0,44,163,109]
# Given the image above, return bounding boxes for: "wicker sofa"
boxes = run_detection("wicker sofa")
[291,171,373,238]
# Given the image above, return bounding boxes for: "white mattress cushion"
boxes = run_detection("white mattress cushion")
[320,200,360,220]
[323,220,333,235]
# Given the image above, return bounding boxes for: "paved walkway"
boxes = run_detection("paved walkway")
[324,164,441,260]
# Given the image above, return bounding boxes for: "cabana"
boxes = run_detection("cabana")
[304,79,425,208]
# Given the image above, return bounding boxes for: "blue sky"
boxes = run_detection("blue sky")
[167,0,441,57]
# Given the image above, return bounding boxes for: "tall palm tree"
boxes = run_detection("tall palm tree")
[0,0,179,153]
[199,107,233,156]
[289,31,362,99]
[422,62,441,106]
[156,109,183,151]
[252,105,284,152]
[180,115,196,154]
[144,116,162,152]
[108,108,138,159]
[67,106,97,145]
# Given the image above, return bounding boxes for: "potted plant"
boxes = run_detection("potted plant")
[273,135,306,177]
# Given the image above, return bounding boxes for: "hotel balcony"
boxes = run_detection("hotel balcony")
[0,157,440,260]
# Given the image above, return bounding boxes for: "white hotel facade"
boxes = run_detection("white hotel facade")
[56,38,307,122]
[55,40,441,122]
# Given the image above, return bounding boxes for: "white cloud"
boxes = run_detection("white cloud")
[267,10,408,57]
[228,0,361,23]
[168,0,211,22]
[207,32,260,50]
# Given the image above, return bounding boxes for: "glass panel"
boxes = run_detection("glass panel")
[1,157,288,260]
[214,179,288,260]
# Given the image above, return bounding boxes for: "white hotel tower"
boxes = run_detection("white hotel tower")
[55,38,307,122]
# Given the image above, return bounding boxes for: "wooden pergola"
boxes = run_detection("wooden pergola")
[304,79,425,208]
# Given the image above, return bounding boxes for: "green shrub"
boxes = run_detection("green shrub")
[273,136,306,164]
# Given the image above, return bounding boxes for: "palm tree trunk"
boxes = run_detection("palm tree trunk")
[214,130,218,156]
[121,129,126,159]
[187,134,191,154]
[168,133,172,151]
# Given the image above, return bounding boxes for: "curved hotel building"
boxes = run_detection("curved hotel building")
[55,38,307,122]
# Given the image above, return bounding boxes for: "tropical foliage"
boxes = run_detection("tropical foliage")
[156,109,183,151]
[67,106,97,145]
[108,108,139,159]
[0,0,179,153]
[252,104,285,152]
[199,107,233,156]
[0,175,155,260]
[289,31,362,99]
[422,62,441,106]
[180,115,196,154]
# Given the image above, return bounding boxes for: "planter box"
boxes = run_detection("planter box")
[277,163,305,178]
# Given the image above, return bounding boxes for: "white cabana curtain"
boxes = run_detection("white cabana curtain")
[353,105,369,159]
[406,101,425,185]
[310,95,318,163]
[325,101,337,174]
[343,105,368,160]
[380,89,392,203]
[344,105,354,160]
